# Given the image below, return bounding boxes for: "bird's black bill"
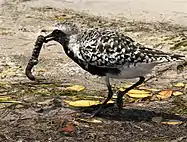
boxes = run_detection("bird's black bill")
[25,35,45,81]
[44,33,55,43]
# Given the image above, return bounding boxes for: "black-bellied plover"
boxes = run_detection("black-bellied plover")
[26,21,185,116]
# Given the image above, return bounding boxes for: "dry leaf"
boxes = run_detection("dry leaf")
[61,123,76,133]
[0,100,22,104]
[0,96,11,101]
[156,90,173,99]
[127,89,151,98]
[128,93,151,98]
[65,100,114,107]
[161,120,183,125]
[112,94,117,99]
[65,100,100,107]
[119,88,125,92]
[107,100,114,104]
[174,82,185,87]
[128,89,150,94]
[173,91,183,96]
[0,96,22,104]
[78,118,102,124]
[66,85,85,92]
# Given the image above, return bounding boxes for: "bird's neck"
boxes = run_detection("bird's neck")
[58,36,69,48]
[65,35,80,58]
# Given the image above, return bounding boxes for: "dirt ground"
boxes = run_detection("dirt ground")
[1,0,187,142]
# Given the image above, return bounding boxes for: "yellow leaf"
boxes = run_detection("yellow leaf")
[66,85,85,92]
[156,90,173,99]
[127,89,151,98]
[0,100,22,104]
[0,96,11,101]
[107,100,114,104]
[128,89,150,94]
[173,91,183,96]
[65,99,114,107]
[78,118,102,124]
[65,100,100,107]
[56,17,64,21]
[174,82,185,87]
[112,94,117,99]
[127,93,151,98]
[161,120,183,125]
[119,88,125,92]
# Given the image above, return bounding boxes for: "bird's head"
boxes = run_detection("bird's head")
[44,21,79,45]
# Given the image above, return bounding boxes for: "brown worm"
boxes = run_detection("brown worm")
[25,35,45,81]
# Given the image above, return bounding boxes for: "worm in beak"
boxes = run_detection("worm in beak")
[25,35,46,81]
[25,32,57,81]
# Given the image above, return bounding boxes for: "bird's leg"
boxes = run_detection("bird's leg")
[91,77,113,117]
[116,76,145,111]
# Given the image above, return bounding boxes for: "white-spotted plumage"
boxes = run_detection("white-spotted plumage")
[45,21,185,115]
[51,22,184,79]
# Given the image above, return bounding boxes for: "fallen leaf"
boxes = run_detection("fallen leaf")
[156,90,173,99]
[0,96,11,101]
[0,96,22,104]
[128,89,150,94]
[107,100,114,103]
[61,123,76,133]
[65,100,100,107]
[66,85,85,92]
[0,100,22,104]
[56,16,65,21]
[112,94,117,99]
[128,93,151,98]
[174,82,185,87]
[161,120,183,125]
[65,100,114,107]
[127,89,151,98]
[173,91,183,96]
[119,88,125,92]
[78,118,102,124]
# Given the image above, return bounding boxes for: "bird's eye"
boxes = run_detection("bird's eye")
[53,29,61,34]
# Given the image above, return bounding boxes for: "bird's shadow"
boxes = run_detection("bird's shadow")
[78,103,187,122]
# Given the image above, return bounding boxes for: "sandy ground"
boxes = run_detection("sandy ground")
[0,0,187,142]
[7,0,187,26]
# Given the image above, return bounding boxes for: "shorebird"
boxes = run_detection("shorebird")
[26,21,185,116]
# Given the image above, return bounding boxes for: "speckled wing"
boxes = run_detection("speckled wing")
[79,29,184,68]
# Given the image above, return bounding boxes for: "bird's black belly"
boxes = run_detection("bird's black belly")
[64,48,120,76]
[85,64,120,76]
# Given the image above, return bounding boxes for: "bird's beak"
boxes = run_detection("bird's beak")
[44,33,55,43]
